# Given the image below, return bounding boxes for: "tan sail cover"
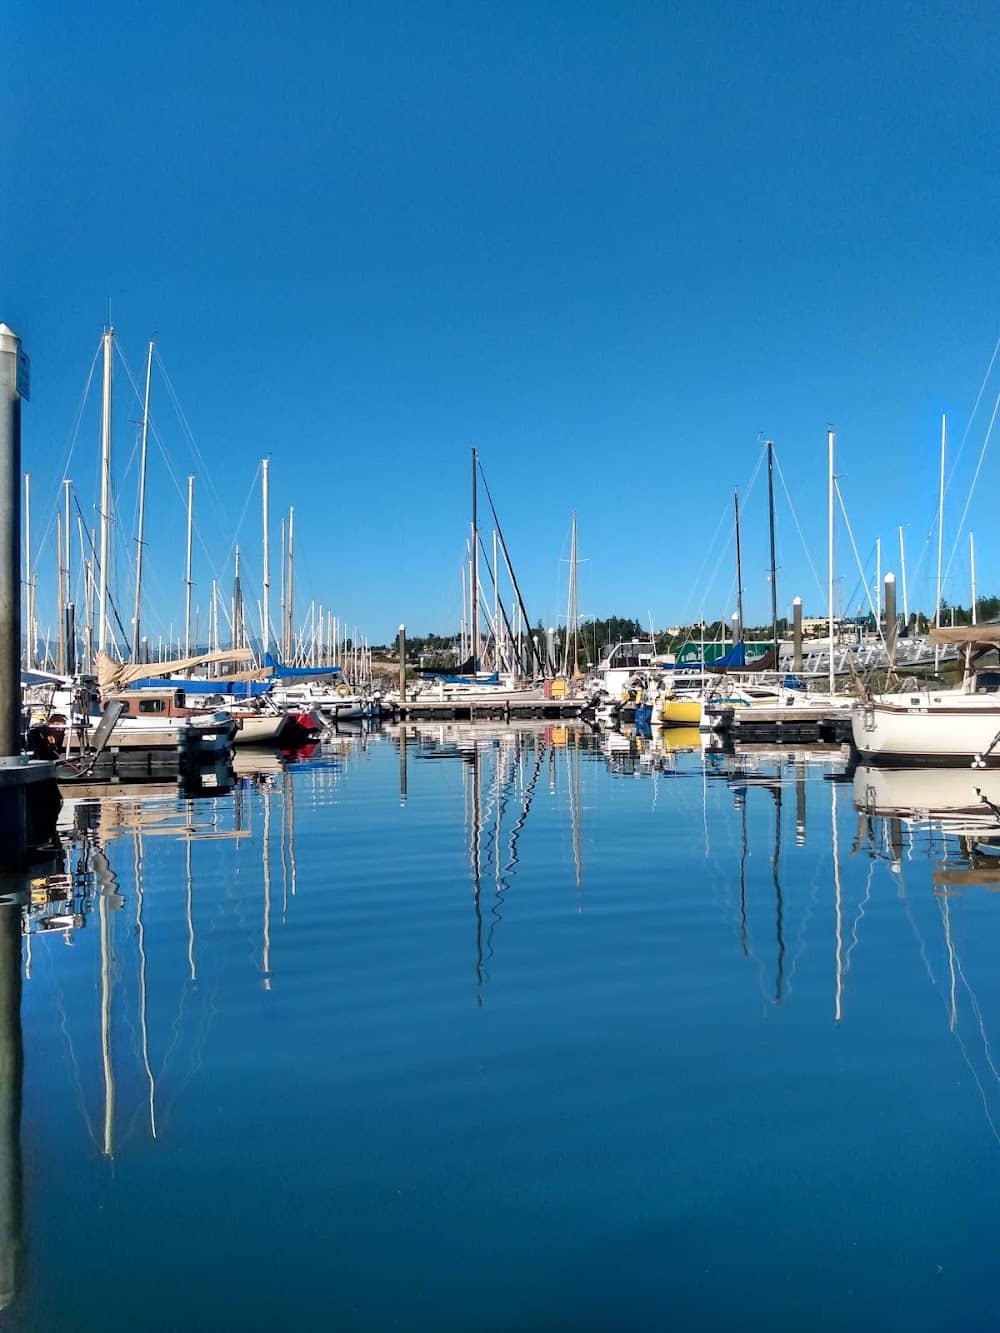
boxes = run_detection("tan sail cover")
[97,648,257,692]
[929,625,1000,644]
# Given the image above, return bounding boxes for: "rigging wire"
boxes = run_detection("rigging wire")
[34,339,102,561]
[834,479,883,636]
[772,448,824,602]
[942,383,1000,593]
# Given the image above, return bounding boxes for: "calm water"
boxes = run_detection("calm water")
[2,723,1000,1330]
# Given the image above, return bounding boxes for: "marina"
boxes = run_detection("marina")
[8,3,1000,1325]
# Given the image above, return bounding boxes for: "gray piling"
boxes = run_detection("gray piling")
[0,329,23,759]
[884,573,897,668]
[0,325,59,867]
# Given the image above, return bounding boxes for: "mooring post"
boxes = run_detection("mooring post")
[792,597,802,674]
[0,329,23,759]
[0,325,59,867]
[884,573,897,671]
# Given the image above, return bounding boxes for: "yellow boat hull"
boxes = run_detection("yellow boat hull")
[660,699,702,726]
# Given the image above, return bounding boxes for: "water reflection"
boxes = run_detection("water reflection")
[12,726,1000,1326]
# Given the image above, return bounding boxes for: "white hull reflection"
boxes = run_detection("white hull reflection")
[853,763,1000,825]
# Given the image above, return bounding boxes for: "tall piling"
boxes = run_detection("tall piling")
[884,573,897,671]
[0,329,23,758]
[398,625,406,703]
[0,325,60,867]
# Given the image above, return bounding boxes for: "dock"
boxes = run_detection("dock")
[398,696,585,722]
[712,705,854,745]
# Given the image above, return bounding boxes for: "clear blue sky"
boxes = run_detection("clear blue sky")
[5,1,1000,647]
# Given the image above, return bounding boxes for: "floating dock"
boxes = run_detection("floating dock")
[713,705,854,745]
[398,697,585,722]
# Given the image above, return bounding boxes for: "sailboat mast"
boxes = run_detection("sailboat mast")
[184,474,194,656]
[827,429,836,696]
[54,513,65,673]
[232,545,242,652]
[935,413,946,670]
[286,507,294,663]
[733,490,744,641]
[22,473,31,669]
[766,441,778,658]
[970,531,977,626]
[261,458,270,657]
[471,448,479,671]
[97,327,113,657]
[898,525,909,625]
[570,511,580,675]
[63,478,72,613]
[131,341,153,660]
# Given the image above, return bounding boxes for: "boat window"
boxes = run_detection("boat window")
[174,690,186,708]
[138,699,165,714]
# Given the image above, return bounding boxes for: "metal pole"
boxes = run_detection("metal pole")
[875,537,881,624]
[131,341,153,661]
[97,328,113,657]
[22,474,30,670]
[766,441,778,657]
[935,413,946,670]
[63,479,72,615]
[471,448,479,672]
[0,327,24,756]
[261,458,270,657]
[734,489,744,643]
[56,512,64,674]
[286,508,294,663]
[183,475,194,656]
[398,624,406,702]
[792,596,802,674]
[898,525,909,626]
[970,531,977,625]
[827,429,836,697]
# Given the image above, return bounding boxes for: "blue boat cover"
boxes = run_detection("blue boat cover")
[262,653,342,679]
[126,677,274,697]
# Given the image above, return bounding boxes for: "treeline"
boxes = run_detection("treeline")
[375,597,1000,668]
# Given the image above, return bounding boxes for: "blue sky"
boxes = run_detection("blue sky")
[4,1,1000,647]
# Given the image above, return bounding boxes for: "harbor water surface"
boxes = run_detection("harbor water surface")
[5,725,1000,1330]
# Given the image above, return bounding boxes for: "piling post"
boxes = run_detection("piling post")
[884,573,897,672]
[0,325,59,867]
[398,625,406,705]
[792,597,803,674]
[0,329,24,758]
